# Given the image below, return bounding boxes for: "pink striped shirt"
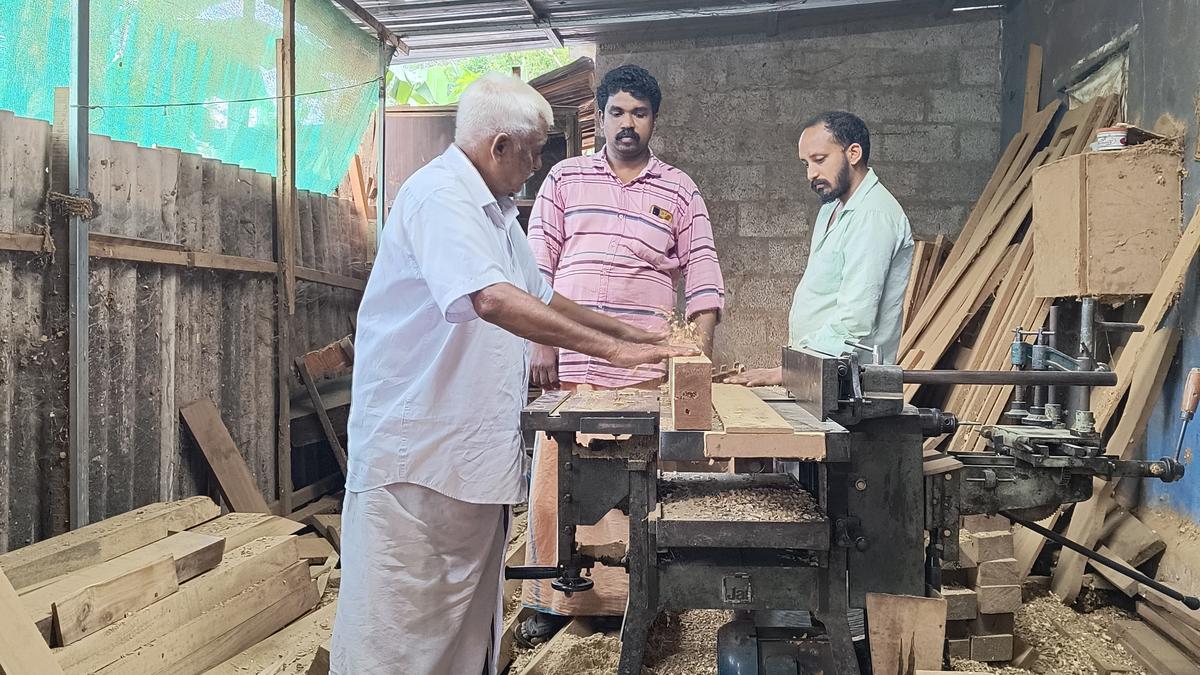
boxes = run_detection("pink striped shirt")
[529,152,726,387]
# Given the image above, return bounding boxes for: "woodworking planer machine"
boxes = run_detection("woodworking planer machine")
[506,347,1188,675]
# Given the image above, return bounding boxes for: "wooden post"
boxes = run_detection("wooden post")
[274,0,297,515]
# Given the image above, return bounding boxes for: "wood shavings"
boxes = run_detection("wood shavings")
[661,478,822,522]
[950,592,1144,675]
[644,610,730,675]
[536,632,624,674]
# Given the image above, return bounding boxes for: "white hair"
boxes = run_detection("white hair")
[454,72,554,149]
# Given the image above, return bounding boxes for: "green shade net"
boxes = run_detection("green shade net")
[0,0,383,194]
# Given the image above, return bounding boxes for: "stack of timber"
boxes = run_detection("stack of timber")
[939,516,1020,663]
[0,496,345,675]
[528,57,597,152]
[901,94,1122,455]
[902,235,949,331]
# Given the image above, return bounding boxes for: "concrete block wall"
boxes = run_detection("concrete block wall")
[597,15,1003,367]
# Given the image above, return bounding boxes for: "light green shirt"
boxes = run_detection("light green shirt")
[788,168,914,364]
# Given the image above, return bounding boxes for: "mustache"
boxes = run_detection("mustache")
[616,129,640,142]
[811,179,830,192]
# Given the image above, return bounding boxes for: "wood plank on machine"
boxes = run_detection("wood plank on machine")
[711,383,792,434]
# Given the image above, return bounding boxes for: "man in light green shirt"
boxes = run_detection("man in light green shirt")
[731,111,913,386]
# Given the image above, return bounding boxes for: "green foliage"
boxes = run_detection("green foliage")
[387,48,571,106]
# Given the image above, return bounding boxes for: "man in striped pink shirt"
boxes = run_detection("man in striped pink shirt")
[517,65,726,645]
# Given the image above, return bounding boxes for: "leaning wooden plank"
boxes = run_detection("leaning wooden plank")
[288,494,342,523]
[866,592,947,674]
[0,497,218,591]
[1136,600,1200,662]
[1051,328,1180,603]
[203,600,337,674]
[711,383,792,434]
[1110,619,1200,675]
[1100,507,1166,568]
[52,555,178,646]
[0,569,64,675]
[181,398,272,512]
[55,537,301,675]
[191,513,305,551]
[94,561,316,675]
[670,355,713,430]
[1022,43,1043,126]
[1140,585,1200,635]
[22,531,225,644]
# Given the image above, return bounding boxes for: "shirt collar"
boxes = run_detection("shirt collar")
[594,147,664,182]
[444,144,517,227]
[840,167,880,214]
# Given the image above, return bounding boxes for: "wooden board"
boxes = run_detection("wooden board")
[1110,619,1200,675]
[936,586,977,621]
[1100,507,1166,569]
[1140,585,1200,636]
[711,384,793,434]
[21,531,224,644]
[52,555,178,646]
[0,497,218,591]
[288,494,342,523]
[1022,43,1043,126]
[0,568,64,675]
[1086,546,1139,597]
[205,600,337,674]
[669,355,712,430]
[865,593,947,675]
[297,535,336,565]
[308,514,342,553]
[191,513,305,551]
[54,536,300,675]
[93,561,317,675]
[1136,601,1200,662]
[181,398,272,513]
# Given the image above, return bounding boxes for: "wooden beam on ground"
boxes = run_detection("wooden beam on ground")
[1110,619,1200,675]
[205,600,337,674]
[1086,546,1139,597]
[0,497,218,592]
[866,592,947,675]
[181,399,272,513]
[0,569,64,675]
[54,536,301,675]
[52,555,178,646]
[669,356,713,430]
[22,531,224,644]
[1022,43,1043,126]
[190,512,305,551]
[1136,601,1200,662]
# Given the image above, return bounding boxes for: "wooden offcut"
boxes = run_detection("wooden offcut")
[0,568,64,675]
[0,497,218,591]
[961,531,1013,563]
[711,384,792,434]
[181,399,271,513]
[975,585,1021,615]
[1111,619,1200,675]
[297,535,337,565]
[1136,601,1200,662]
[669,356,713,430]
[970,633,1014,662]
[1022,43,1043,126]
[938,586,977,621]
[307,514,343,553]
[52,555,178,646]
[865,593,947,675]
[966,558,1018,587]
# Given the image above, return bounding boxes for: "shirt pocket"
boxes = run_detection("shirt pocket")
[804,249,845,295]
[619,217,678,274]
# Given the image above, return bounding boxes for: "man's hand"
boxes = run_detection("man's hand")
[609,342,699,369]
[723,367,783,387]
[619,324,672,345]
[530,344,560,390]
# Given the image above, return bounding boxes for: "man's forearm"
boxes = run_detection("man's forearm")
[473,284,620,359]
[548,292,634,340]
[691,310,718,357]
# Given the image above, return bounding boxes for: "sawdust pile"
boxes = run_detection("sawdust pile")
[951,593,1144,675]
[644,610,730,675]
[537,632,624,674]
[662,479,822,522]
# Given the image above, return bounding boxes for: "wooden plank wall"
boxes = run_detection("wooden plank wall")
[0,113,369,552]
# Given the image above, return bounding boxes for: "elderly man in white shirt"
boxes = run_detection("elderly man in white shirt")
[329,73,693,675]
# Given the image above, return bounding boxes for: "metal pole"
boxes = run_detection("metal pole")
[68,0,90,528]
[376,41,388,239]
[901,370,1117,387]
[1071,298,1098,418]
[1047,305,1060,406]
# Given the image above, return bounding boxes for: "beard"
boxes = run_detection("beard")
[811,162,850,204]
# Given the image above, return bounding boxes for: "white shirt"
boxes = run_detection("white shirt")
[788,168,914,364]
[347,144,554,504]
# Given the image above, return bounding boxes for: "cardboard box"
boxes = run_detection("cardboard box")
[1032,148,1181,298]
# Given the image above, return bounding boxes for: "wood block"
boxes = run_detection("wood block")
[191,513,305,551]
[946,638,971,660]
[54,536,301,675]
[963,514,1011,533]
[21,531,225,643]
[1086,546,1139,597]
[297,535,336,565]
[962,531,1013,563]
[967,558,1018,588]
[181,398,272,513]
[93,561,317,675]
[946,619,970,640]
[307,514,342,553]
[970,633,1014,662]
[866,593,947,673]
[710,383,792,434]
[976,585,1021,614]
[939,565,969,587]
[938,586,977,621]
[0,497,218,591]
[52,555,179,646]
[969,612,1014,636]
[1110,619,1200,675]
[0,568,64,675]
[670,356,712,430]
[1101,507,1166,568]
[1136,601,1200,662]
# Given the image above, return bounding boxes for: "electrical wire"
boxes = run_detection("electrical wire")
[71,76,382,111]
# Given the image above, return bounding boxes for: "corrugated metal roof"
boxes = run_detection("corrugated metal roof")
[347,0,1008,62]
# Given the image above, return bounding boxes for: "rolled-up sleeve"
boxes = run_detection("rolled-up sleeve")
[675,189,726,318]
[799,211,902,356]
[404,188,510,323]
